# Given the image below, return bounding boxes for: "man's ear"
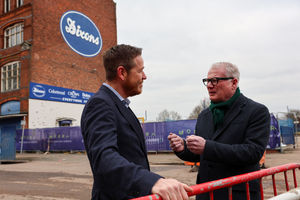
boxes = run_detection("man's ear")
[116,66,127,81]
[232,78,238,89]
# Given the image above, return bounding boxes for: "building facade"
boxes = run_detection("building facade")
[0,0,116,137]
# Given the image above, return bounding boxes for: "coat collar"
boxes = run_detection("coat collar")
[211,94,248,140]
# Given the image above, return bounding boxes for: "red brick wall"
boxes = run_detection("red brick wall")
[30,0,116,92]
[0,0,116,127]
[0,2,32,116]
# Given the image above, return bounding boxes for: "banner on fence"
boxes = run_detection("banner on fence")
[16,127,85,151]
[267,113,281,149]
[16,114,282,152]
[143,119,197,151]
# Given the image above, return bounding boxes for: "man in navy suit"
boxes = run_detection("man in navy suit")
[168,62,270,200]
[81,44,192,200]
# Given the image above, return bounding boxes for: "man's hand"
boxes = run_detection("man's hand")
[168,133,185,152]
[186,135,206,155]
[152,178,193,200]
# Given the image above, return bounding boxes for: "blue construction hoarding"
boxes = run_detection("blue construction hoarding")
[16,127,85,151]
[15,114,290,152]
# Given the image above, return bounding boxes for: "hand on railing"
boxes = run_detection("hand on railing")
[151,178,193,200]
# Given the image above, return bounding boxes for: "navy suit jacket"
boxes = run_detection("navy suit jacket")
[81,85,162,200]
[176,94,270,200]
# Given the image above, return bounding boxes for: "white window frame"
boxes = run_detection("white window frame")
[16,0,23,8]
[4,23,24,48]
[4,0,10,13]
[1,61,21,92]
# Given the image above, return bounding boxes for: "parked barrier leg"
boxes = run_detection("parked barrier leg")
[284,171,289,191]
[228,186,232,200]
[246,181,250,200]
[293,169,298,188]
[260,178,264,200]
[209,191,214,200]
[272,174,277,196]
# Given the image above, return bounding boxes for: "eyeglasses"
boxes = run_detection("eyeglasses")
[202,77,234,86]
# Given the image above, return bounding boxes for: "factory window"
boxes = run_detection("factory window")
[4,23,24,48]
[1,61,20,92]
[56,118,75,127]
[58,120,72,127]
[4,0,10,13]
[16,0,23,8]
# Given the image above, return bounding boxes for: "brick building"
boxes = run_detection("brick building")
[0,0,116,136]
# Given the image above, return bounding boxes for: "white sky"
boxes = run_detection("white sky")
[113,0,300,121]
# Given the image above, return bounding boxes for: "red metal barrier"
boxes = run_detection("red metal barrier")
[131,163,300,200]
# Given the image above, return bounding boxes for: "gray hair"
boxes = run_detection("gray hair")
[211,62,240,81]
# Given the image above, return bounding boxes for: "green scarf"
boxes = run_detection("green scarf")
[209,87,240,128]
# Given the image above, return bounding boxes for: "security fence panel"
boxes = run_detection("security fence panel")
[165,120,196,151]
[44,127,85,151]
[16,129,46,151]
[268,113,281,149]
[144,120,196,151]
[144,121,167,151]
[279,119,295,146]
[16,127,85,151]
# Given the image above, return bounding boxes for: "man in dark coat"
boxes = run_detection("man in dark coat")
[168,62,270,200]
[81,44,192,200]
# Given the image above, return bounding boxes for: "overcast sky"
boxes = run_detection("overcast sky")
[113,0,300,121]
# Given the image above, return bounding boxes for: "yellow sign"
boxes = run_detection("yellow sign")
[138,117,144,124]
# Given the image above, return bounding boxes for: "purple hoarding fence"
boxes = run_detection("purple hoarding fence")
[143,119,197,152]
[16,127,85,151]
[267,113,281,149]
[15,115,278,152]
[143,114,279,152]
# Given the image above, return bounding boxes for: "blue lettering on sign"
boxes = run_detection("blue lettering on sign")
[29,82,94,104]
[60,10,102,57]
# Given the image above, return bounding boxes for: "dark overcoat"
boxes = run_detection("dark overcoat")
[81,85,161,200]
[176,94,270,200]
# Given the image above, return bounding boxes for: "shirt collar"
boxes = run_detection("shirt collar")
[103,83,131,107]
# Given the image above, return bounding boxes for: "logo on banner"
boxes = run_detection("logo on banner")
[82,92,91,99]
[60,10,102,57]
[68,90,80,98]
[32,85,46,98]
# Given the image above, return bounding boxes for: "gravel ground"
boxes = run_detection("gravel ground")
[0,137,299,200]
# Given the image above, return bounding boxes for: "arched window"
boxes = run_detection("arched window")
[4,23,24,48]
[1,61,20,92]
[1,101,20,115]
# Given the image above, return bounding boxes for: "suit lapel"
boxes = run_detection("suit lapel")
[211,94,246,140]
[101,86,148,154]
[127,106,147,150]
[116,100,149,158]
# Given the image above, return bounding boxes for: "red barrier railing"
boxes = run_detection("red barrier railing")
[131,163,300,200]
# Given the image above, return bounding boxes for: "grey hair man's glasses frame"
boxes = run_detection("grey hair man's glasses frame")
[202,77,234,86]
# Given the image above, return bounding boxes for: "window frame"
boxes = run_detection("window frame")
[1,61,21,92]
[4,0,10,13]
[16,0,23,8]
[4,23,24,48]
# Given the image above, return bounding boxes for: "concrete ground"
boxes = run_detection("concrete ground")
[0,140,299,200]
